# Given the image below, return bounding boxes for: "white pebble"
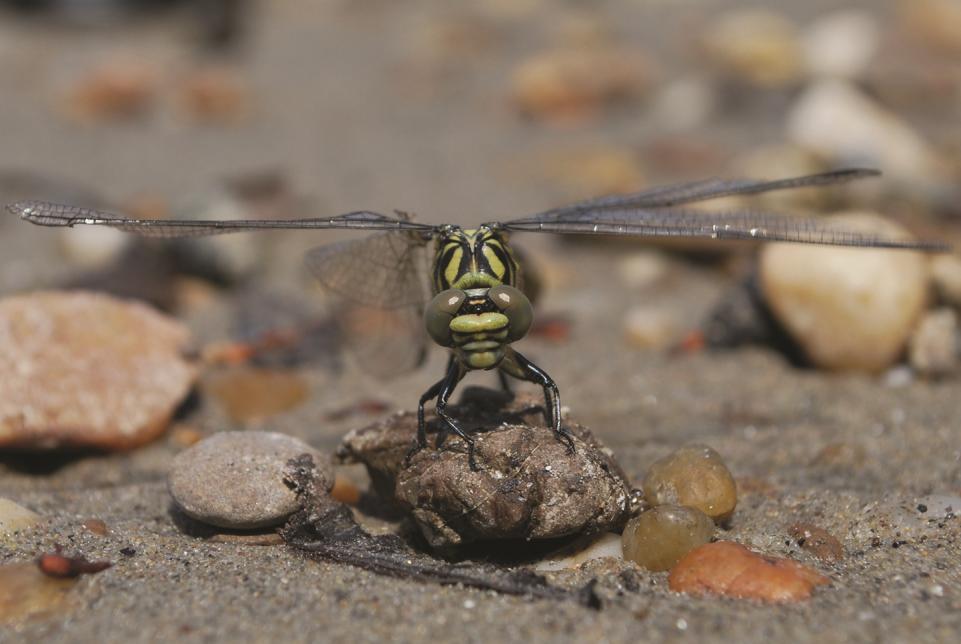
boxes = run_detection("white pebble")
[802,10,880,79]
[787,80,939,185]
[760,212,929,372]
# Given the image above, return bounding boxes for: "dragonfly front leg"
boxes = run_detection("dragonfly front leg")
[433,360,476,470]
[500,348,575,454]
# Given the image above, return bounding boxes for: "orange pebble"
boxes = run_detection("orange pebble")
[669,541,829,603]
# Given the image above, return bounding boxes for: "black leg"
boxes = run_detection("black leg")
[434,363,476,469]
[497,369,515,400]
[406,356,453,465]
[504,349,575,454]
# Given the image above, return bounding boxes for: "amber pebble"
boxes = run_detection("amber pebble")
[330,475,361,505]
[642,445,737,522]
[203,367,309,424]
[622,505,714,572]
[669,541,829,602]
[81,519,109,537]
[788,523,844,562]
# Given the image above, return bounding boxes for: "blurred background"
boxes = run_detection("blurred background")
[1,0,960,406]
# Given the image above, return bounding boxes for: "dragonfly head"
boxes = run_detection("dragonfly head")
[432,225,519,292]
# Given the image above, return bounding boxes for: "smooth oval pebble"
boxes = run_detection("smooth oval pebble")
[168,431,333,529]
[760,213,929,372]
[622,505,715,572]
[643,444,737,522]
[669,541,829,603]
[0,291,197,450]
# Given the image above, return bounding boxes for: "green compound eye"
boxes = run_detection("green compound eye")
[487,284,533,342]
[425,289,467,347]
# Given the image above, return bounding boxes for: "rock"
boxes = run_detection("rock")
[203,367,309,424]
[338,389,632,547]
[908,308,958,377]
[329,474,361,506]
[510,46,651,123]
[58,226,129,269]
[668,541,830,602]
[0,563,76,626]
[534,532,623,572]
[0,291,197,450]
[701,9,803,87]
[915,493,961,519]
[0,499,40,536]
[649,77,716,132]
[168,431,333,529]
[759,213,929,372]
[538,146,646,199]
[786,80,940,185]
[621,505,714,572]
[900,0,961,55]
[788,523,844,562]
[732,145,824,209]
[623,306,679,349]
[930,254,961,308]
[177,65,250,124]
[617,251,669,290]
[801,10,880,79]
[642,444,737,523]
[81,519,109,537]
[66,59,157,123]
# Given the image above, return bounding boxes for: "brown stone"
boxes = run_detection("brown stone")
[669,541,830,602]
[0,291,197,450]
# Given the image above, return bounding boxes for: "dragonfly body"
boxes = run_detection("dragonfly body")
[6,168,946,471]
[420,224,568,466]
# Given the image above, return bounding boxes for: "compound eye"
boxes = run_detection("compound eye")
[487,284,533,342]
[425,289,466,347]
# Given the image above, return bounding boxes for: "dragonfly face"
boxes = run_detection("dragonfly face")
[426,225,532,370]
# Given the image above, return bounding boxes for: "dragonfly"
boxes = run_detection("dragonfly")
[5,168,946,469]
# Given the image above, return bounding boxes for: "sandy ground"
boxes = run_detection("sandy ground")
[1,1,959,642]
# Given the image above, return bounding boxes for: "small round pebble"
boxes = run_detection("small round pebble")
[168,431,333,529]
[759,213,929,372]
[642,444,737,522]
[622,505,715,572]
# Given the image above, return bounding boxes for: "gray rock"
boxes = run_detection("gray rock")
[169,431,332,529]
[338,389,633,548]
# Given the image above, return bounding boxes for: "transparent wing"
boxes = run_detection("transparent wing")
[306,232,432,378]
[500,169,948,251]
[6,200,436,237]
[535,168,879,214]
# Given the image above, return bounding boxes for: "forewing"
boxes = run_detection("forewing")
[6,201,434,238]
[501,168,946,251]
[501,206,946,250]
[306,232,432,377]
